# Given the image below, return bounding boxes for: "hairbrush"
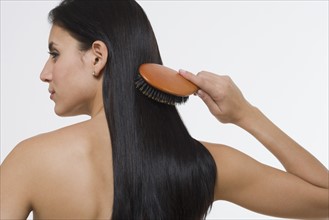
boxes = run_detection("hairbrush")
[135,63,198,105]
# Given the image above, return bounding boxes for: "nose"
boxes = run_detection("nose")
[40,59,53,82]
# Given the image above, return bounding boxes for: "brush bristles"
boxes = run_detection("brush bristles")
[135,74,189,105]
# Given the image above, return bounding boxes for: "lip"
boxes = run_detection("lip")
[50,92,55,100]
[48,89,55,100]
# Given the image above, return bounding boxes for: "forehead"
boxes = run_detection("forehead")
[48,25,79,49]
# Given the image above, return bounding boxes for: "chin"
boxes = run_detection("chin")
[54,106,88,117]
[54,106,73,117]
[54,110,69,117]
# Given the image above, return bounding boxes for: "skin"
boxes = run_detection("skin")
[180,71,329,219]
[1,25,328,219]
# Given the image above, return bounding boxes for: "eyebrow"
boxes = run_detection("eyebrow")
[48,42,58,51]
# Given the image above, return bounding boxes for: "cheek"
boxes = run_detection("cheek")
[52,58,85,86]
[53,59,95,102]
[52,61,68,84]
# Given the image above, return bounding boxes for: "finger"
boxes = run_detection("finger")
[179,69,230,101]
[197,90,222,116]
[179,69,215,94]
[179,69,200,85]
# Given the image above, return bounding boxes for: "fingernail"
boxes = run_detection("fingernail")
[194,89,201,96]
[197,90,204,97]
[179,69,187,74]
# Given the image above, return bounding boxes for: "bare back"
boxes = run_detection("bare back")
[23,114,113,219]
[2,111,328,219]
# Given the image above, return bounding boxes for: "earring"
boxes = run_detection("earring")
[92,71,96,76]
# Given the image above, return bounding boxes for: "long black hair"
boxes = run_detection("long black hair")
[49,1,217,219]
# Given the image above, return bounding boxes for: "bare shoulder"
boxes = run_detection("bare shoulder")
[0,122,84,219]
[2,120,94,181]
[2,119,113,218]
[4,120,93,169]
[23,120,99,182]
[1,124,93,210]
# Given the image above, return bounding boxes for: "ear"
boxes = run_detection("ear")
[91,40,108,77]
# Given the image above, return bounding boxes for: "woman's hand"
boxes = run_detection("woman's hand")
[179,70,253,124]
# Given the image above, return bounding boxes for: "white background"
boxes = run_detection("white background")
[1,1,328,219]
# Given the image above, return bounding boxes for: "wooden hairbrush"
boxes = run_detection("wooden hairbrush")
[135,63,198,105]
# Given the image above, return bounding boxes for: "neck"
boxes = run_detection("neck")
[91,105,105,118]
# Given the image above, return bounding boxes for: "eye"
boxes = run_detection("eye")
[48,51,59,60]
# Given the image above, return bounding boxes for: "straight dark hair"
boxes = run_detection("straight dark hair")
[49,1,217,219]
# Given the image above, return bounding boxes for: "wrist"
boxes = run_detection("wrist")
[235,104,261,130]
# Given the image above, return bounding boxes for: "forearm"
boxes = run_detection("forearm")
[237,105,329,189]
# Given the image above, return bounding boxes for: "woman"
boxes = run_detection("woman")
[1,0,328,219]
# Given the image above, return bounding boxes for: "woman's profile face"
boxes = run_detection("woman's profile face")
[40,25,98,117]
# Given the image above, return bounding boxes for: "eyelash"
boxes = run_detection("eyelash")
[48,51,59,60]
